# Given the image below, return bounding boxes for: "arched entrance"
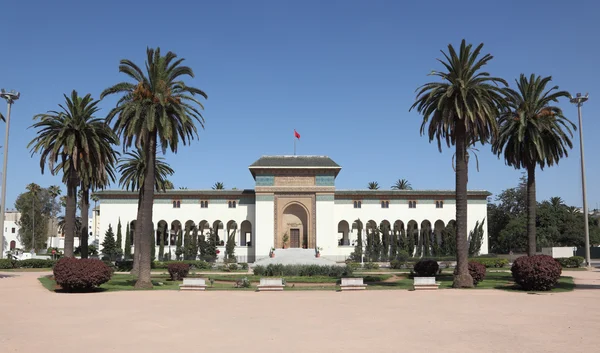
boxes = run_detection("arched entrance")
[280,203,309,249]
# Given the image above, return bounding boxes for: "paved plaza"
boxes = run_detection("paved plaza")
[1,270,599,353]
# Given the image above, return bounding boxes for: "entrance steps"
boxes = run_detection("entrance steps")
[253,248,338,266]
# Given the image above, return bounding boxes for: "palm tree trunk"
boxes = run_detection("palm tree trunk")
[80,185,90,258]
[453,123,474,288]
[130,190,143,276]
[64,168,78,258]
[134,132,157,289]
[526,163,537,256]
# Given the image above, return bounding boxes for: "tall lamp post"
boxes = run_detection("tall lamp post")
[0,89,20,259]
[570,93,590,268]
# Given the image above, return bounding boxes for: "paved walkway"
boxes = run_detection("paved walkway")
[1,269,599,353]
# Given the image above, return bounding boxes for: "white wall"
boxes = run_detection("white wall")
[3,220,23,251]
[316,198,335,255]
[99,199,256,260]
[254,198,274,260]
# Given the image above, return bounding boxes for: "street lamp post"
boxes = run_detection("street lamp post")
[0,89,20,259]
[570,93,590,268]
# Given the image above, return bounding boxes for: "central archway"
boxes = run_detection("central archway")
[280,203,309,249]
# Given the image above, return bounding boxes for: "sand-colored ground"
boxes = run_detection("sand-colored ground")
[1,270,599,353]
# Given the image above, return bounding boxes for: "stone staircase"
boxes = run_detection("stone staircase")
[253,248,338,266]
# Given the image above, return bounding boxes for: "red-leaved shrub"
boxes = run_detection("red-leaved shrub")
[53,258,112,292]
[468,261,486,286]
[453,261,487,286]
[511,255,562,291]
[413,259,439,277]
[167,262,190,280]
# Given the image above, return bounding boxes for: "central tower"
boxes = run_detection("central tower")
[249,156,341,256]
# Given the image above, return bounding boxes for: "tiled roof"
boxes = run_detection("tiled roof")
[249,155,341,168]
[334,190,491,197]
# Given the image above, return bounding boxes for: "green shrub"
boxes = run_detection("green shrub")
[153,260,211,270]
[115,260,133,272]
[556,256,584,268]
[511,255,562,291]
[253,265,266,276]
[414,259,439,277]
[239,263,249,270]
[364,262,379,270]
[389,259,405,269]
[347,262,362,271]
[18,259,57,268]
[235,277,251,288]
[252,264,353,277]
[167,263,190,281]
[0,259,16,269]
[396,250,410,262]
[227,263,239,271]
[470,258,509,268]
[53,258,112,292]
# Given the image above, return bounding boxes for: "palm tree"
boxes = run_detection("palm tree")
[410,40,507,288]
[117,148,174,275]
[212,182,224,190]
[367,181,379,190]
[391,179,412,190]
[58,215,83,238]
[492,74,575,256]
[29,91,113,257]
[163,179,174,190]
[102,47,207,288]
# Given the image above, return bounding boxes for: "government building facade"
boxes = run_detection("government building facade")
[96,156,490,262]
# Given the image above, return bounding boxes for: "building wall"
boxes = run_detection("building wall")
[254,197,273,261]
[99,199,256,260]
[332,199,489,257]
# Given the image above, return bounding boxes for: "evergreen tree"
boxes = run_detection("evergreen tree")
[442,223,457,256]
[158,226,165,261]
[390,228,399,260]
[406,225,416,256]
[101,224,118,261]
[190,226,198,260]
[202,229,217,262]
[468,219,485,256]
[198,234,208,261]
[416,226,423,257]
[372,228,382,262]
[116,218,123,254]
[349,220,363,262]
[381,225,390,261]
[175,229,183,260]
[225,228,237,262]
[124,222,132,260]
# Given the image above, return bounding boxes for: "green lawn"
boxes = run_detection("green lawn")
[1,268,54,272]
[366,271,574,293]
[38,271,574,293]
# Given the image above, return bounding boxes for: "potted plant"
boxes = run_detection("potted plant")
[282,232,289,249]
[269,247,275,258]
[315,247,322,258]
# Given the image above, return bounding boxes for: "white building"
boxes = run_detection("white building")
[96,156,489,262]
[3,210,23,252]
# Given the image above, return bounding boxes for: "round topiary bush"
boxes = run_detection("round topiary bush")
[167,262,190,280]
[511,255,562,291]
[53,258,112,292]
[467,261,486,286]
[413,259,439,277]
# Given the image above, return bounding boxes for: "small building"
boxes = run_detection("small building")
[95,155,490,262]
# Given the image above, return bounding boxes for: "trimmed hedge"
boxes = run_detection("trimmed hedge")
[253,264,353,277]
[511,255,562,291]
[154,260,212,270]
[167,263,190,280]
[53,258,112,292]
[556,256,585,268]
[0,258,57,269]
[469,258,509,268]
[364,262,379,270]
[413,259,439,277]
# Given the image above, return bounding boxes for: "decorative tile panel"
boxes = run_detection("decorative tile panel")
[316,194,334,201]
[256,175,275,186]
[256,194,274,202]
[315,175,335,186]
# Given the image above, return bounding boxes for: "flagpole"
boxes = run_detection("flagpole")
[294,137,296,156]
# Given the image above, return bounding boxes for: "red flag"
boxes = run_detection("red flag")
[294,129,300,139]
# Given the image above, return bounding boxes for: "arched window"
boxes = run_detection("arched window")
[228,201,232,208]
[176,200,181,208]
[173,201,177,208]
[354,201,357,208]
[9,240,16,250]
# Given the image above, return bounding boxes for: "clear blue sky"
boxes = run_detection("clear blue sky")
[1,0,598,211]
